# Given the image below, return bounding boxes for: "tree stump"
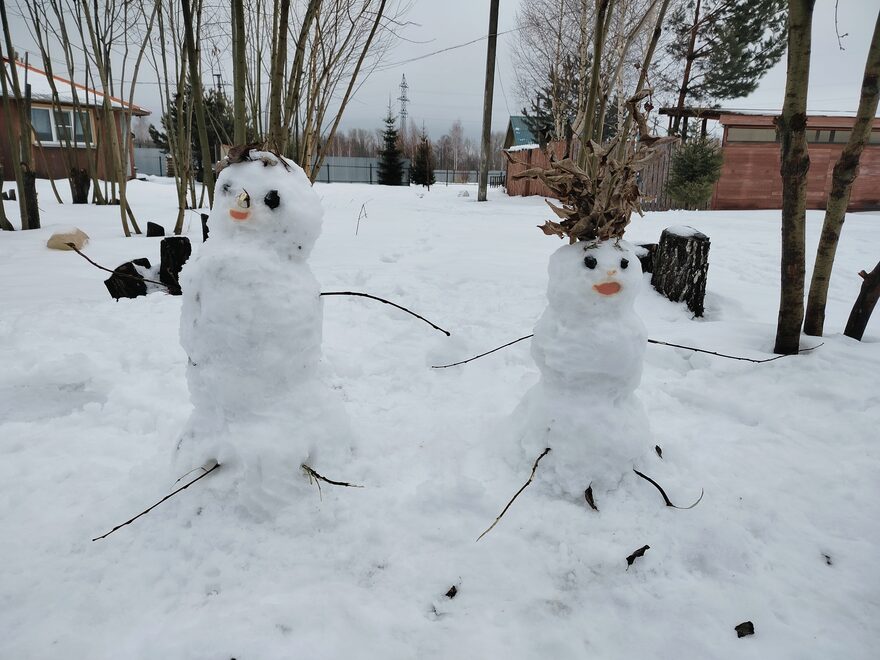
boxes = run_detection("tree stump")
[159,237,192,295]
[844,261,880,341]
[146,221,166,237]
[104,258,152,300]
[651,226,710,317]
[69,168,90,204]
[200,213,210,242]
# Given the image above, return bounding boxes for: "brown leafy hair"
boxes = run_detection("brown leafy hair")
[511,91,677,243]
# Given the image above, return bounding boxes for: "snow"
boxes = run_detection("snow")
[1,181,879,659]
[665,224,706,238]
[506,142,541,152]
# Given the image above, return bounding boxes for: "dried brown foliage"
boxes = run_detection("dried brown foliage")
[511,90,677,243]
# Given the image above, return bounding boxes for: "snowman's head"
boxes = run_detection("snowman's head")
[546,239,642,316]
[210,149,322,258]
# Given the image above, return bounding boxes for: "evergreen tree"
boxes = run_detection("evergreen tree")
[411,128,436,189]
[665,137,723,208]
[150,88,236,181]
[377,107,404,186]
[663,0,787,139]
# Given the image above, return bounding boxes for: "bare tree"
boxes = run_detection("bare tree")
[804,9,880,337]
[774,0,815,355]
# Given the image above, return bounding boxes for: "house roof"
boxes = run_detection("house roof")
[659,106,878,128]
[506,116,538,148]
[2,57,150,116]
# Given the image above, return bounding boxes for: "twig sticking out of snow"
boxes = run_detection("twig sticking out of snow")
[355,203,368,236]
[431,334,533,369]
[66,243,172,290]
[320,291,451,336]
[633,468,703,510]
[430,334,825,369]
[301,464,364,499]
[92,460,220,542]
[476,448,551,542]
[625,544,650,570]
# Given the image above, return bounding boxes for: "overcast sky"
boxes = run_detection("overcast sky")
[8,0,880,139]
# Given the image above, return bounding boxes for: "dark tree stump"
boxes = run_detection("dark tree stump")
[200,213,210,242]
[69,168,90,204]
[7,188,16,201]
[651,226,710,317]
[159,237,192,295]
[636,243,658,274]
[844,261,880,341]
[104,258,152,300]
[146,221,166,237]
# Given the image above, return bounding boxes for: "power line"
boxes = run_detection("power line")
[374,27,523,73]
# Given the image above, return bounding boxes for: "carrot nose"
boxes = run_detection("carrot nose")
[236,191,251,209]
[606,269,617,276]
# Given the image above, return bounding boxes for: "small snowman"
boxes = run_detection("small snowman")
[514,200,651,499]
[174,147,350,515]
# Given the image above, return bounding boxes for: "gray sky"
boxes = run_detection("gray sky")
[8,0,880,139]
[344,0,880,138]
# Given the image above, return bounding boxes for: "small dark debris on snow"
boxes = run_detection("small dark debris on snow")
[735,621,755,638]
[625,544,650,569]
[585,484,598,511]
[445,585,458,599]
[655,445,663,458]
[146,221,165,237]
[823,554,833,566]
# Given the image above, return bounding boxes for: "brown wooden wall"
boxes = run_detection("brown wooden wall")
[711,141,880,211]
[0,100,137,181]
[505,141,571,198]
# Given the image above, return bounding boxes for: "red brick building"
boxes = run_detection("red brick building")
[1,57,149,181]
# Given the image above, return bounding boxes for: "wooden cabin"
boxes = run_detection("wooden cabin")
[1,57,149,181]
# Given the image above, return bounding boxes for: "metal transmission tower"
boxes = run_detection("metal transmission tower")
[397,74,409,126]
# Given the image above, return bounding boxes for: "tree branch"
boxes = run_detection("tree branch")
[477,447,551,542]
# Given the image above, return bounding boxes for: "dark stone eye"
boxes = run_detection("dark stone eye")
[222,183,231,193]
[264,190,280,209]
[620,258,629,269]
[584,255,597,269]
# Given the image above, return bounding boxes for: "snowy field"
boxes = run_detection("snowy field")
[1,179,878,659]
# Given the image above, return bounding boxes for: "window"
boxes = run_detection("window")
[832,130,852,143]
[29,106,92,145]
[726,127,777,142]
[30,107,53,142]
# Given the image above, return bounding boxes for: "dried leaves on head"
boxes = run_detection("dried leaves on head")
[511,90,677,244]
[215,143,292,174]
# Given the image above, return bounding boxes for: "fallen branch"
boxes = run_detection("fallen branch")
[320,291,451,336]
[432,334,533,369]
[477,447,551,542]
[646,339,824,363]
[633,468,703,510]
[66,243,171,290]
[92,460,220,541]
[301,463,364,498]
[430,334,824,368]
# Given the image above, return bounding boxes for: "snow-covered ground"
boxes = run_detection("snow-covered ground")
[1,179,878,659]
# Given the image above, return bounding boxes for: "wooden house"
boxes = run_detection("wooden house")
[1,57,149,181]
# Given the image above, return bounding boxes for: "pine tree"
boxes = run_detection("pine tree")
[664,0,787,139]
[665,138,723,208]
[377,107,404,186]
[411,128,436,189]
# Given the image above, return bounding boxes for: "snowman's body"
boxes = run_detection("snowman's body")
[516,240,650,497]
[175,150,349,513]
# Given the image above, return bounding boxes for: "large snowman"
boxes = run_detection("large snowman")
[174,148,350,515]
[515,238,650,498]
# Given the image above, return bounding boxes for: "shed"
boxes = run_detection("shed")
[503,116,539,151]
[1,57,150,181]
[660,108,880,211]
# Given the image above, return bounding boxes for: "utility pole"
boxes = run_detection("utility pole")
[477,0,500,202]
